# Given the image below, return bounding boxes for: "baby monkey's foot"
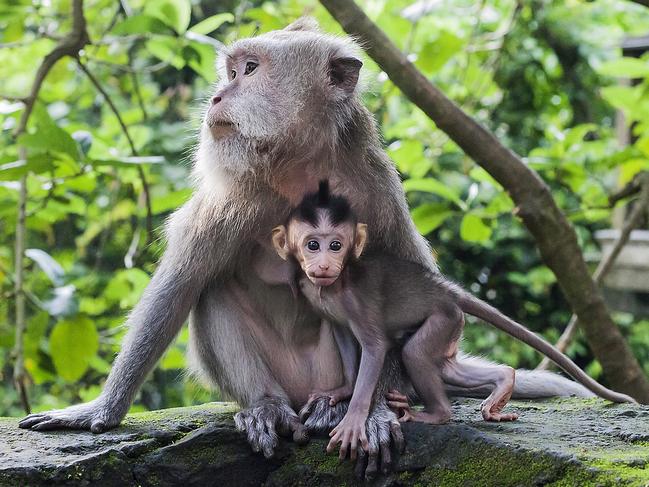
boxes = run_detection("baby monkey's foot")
[386,390,451,424]
[480,399,519,422]
[307,385,353,407]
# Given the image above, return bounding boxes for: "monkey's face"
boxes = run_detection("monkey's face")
[197,20,363,176]
[273,217,367,288]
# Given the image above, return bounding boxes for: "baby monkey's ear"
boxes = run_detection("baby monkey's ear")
[353,223,368,259]
[272,225,290,260]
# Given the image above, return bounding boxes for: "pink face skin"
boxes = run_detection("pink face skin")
[272,214,367,288]
[294,220,354,286]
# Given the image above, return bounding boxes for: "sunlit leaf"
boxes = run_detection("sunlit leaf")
[411,203,454,235]
[597,57,649,78]
[189,13,234,35]
[151,188,192,214]
[403,178,465,208]
[49,316,99,382]
[112,14,174,35]
[145,0,191,34]
[146,38,185,69]
[459,214,492,243]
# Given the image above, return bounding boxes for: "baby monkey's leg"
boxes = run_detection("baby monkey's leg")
[401,305,464,424]
[442,355,518,422]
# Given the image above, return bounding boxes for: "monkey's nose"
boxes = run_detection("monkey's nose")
[319,264,329,270]
[211,96,222,105]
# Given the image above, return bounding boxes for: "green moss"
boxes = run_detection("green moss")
[406,441,648,487]
[293,441,348,475]
[415,446,561,487]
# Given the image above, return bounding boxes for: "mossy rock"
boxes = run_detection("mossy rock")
[1,398,648,486]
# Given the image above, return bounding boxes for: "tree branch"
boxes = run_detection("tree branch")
[10,0,89,415]
[537,172,649,370]
[76,59,153,243]
[320,0,649,401]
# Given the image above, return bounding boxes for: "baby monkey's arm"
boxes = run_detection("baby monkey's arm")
[326,290,389,460]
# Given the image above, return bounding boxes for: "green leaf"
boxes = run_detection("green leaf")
[49,316,99,382]
[18,124,80,161]
[145,0,191,34]
[415,30,463,75]
[103,269,150,309]
[403,178,465,208]
[0,155,54,180]
[160,346,185,370]
[189,13,234,35]
[146,38,185,69]
[111,14,174,35]
[460,214,492,243]
[151,188,191,214]
[411,204,453,235]
[91,156,165,168]
[597,57,649,78]
[388,139,424,175]
[184,42,217,82]
[600,85,639,114]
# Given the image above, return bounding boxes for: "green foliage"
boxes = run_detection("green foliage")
[49,316,99,382]
[1,0,649,416]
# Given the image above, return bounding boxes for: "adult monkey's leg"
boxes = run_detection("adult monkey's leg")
[188,280,309,458]
[19,195,260,432]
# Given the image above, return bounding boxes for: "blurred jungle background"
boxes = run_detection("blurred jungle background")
[2,0,649,416]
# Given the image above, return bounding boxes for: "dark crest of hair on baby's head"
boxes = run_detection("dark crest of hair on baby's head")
[290,180,354,226]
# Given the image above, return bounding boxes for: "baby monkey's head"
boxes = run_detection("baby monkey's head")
[272,181,367,287]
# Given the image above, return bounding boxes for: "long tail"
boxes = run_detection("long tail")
[457,292,636,404]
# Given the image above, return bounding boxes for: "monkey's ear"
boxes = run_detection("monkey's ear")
[353,223,368,259]
[284,17,320,32]
[329,57,362,94]
[272,225,290,260]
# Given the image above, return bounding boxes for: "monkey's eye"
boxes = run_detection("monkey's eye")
[230,69,237,79]
[329,241,342,252]
[244,61,258,75]
[307,240,320,251]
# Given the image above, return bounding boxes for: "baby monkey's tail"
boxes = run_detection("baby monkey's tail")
[456,292,636,404]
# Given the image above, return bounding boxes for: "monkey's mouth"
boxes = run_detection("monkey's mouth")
[309,274,339,287]
[209,122,236,139]
[207,116,237,138]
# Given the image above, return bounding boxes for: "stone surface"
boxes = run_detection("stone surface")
[2,398,649,486]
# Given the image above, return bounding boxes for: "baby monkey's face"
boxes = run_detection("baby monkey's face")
[272,215,367,288]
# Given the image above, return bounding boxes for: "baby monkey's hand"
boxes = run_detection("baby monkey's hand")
[326,411,369,460]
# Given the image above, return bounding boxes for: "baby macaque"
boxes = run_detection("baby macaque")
[271,181,635,459]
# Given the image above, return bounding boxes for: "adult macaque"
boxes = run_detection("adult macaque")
[19,18,599,478]
[271,181,636,458]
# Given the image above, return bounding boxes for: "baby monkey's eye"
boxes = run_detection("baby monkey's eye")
[329,241,342,252]
[307,240,320,251]
[230,69,237,79]
[244,61,258,75]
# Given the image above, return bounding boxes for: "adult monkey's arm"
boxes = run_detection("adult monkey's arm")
[319,0,649,402]
[20,195,255,431]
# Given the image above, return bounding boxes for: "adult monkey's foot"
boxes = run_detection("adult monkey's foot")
[234,396,308,458]
[301,397,404,481]
[18,398,123,433]
[357,402,405,481]
[299,395,348,431]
